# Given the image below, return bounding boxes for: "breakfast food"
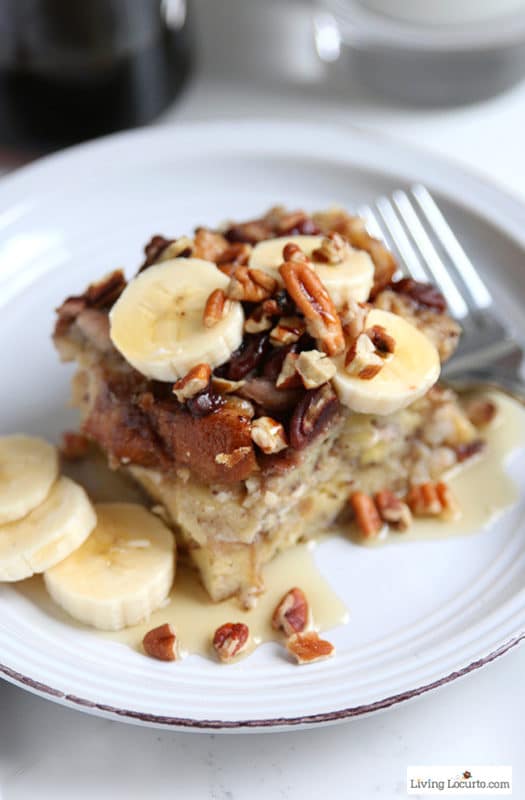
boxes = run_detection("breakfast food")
[52,205,482,607]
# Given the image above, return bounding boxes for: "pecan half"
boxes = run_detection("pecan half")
[250,416,288,454]
[272,588,309,636]
[375,490,412,531]
[213,622,250,662]
[350,492,383,537]
[279,260,345,356]
[143,623,177,661]
[289,384,340,450]
[172,364,212,402]
[286,631,335,664]
[203,289,229,328]
[227,266,278,303]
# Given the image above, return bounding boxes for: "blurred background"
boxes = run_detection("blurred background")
[1,0,525,160]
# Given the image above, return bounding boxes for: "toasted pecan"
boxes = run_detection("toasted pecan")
[213,622,250,662]
[143,623,177,661]
[272,588,308,636]
[350,492,383,537]
[279,260,345,357]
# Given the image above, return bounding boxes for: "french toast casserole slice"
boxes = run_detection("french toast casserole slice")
[53,205,483,605]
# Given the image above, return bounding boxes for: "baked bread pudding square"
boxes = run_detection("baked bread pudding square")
[53,205,483,606]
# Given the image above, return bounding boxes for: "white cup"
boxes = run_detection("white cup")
[358,0,525,25]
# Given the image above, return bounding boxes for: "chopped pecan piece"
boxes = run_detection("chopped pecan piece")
[244,302,275,334]
[375,490,412,531]
[279,259,345,356]
[203,289,229,328]
[226,266,278,303]
[212,376,246,395]
[213,622,250,662]
[272,588,309,635]
[367,325,396,356]
[143,623,177,662]
[406,482,441,516]
[406,481,460,520]
[193,228,230,262]
[296,350,336,390]
[251,416,288,454]
[270,316,306,346]
[60,431,90,461]
[289,384,340,450]
[340,299,369,342]
[172,364,212,402]
[286,631,335,664]
[311,232,350,264]
[466,398,497,428]
[350,492,383,537]
[345,333,384,379]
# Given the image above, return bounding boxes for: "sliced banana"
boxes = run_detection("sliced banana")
[0,476,96,582]
[0,435,58,525]
[249,235,374,307]
[44,503,175,631]
[333,308,441,415]
[109,258,244,382]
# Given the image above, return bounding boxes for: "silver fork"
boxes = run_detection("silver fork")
[358,185,524,396]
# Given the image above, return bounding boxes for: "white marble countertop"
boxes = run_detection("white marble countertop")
[1,2,525,797]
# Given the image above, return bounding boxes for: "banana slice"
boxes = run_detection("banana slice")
[0,476,96,582]
[333,309,440,415]
[0,435,58,525]
[109,258,244,382]
[249,235,374,307]
[44,503,175,631]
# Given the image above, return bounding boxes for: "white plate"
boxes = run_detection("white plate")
[1,120,525,732]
